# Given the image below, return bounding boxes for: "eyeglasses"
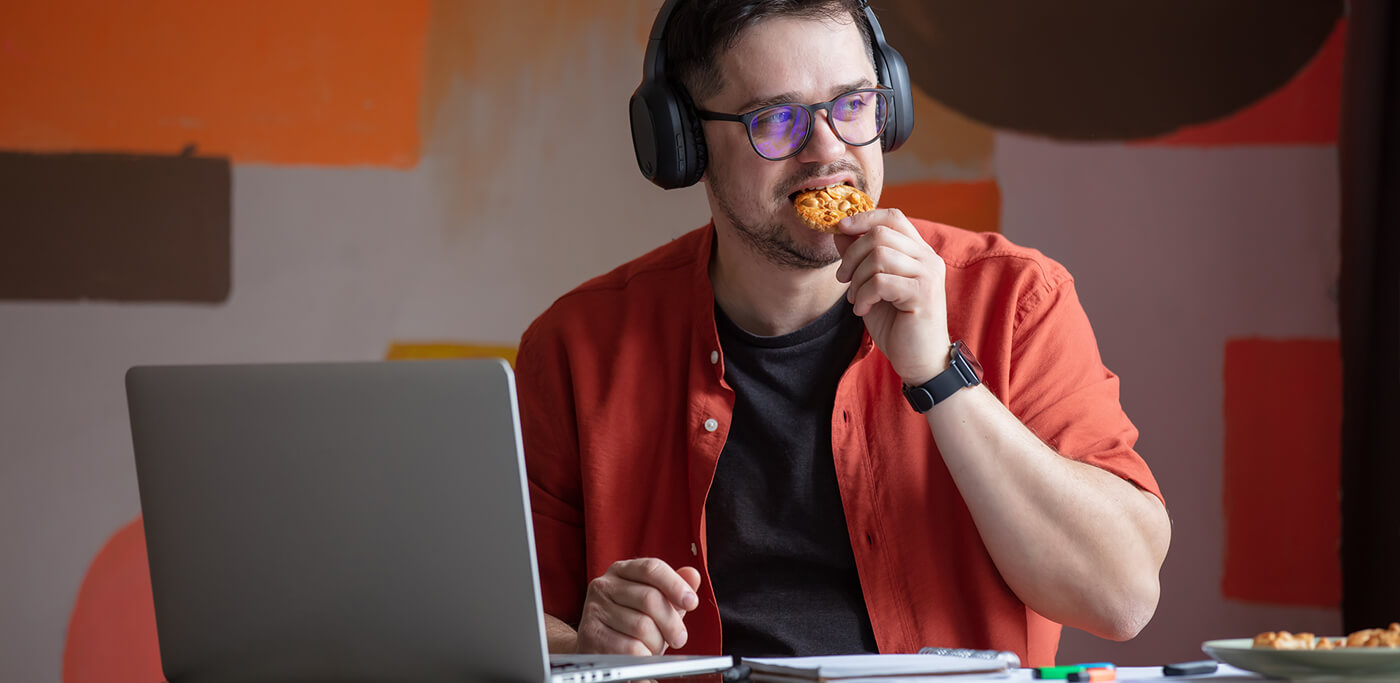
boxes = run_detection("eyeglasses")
[695,87,892,161]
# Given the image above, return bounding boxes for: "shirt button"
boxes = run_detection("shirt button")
[691,542,698,556]
[709,350,719,364]
[703,418,718,432]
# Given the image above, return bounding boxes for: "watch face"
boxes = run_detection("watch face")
[952,339,984,383]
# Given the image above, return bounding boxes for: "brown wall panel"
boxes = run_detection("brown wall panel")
[0,151,230,303]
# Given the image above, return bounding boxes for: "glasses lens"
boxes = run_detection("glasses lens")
[748,104,812,160]
[831,90,888,146]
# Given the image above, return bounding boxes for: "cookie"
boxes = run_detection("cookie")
[1253,624,1400,650]
[792,184,875,233]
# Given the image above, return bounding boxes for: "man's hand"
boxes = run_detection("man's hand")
[833,209,951,386]
[575,558,702,655]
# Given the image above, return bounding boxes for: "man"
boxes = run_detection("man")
[515,0,1170,666]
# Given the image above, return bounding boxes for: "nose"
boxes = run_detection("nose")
[794,110,846,164]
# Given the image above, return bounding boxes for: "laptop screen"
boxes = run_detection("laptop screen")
[128,359,553,683]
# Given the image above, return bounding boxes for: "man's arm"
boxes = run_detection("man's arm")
[927,383,1169,640]
[834,209,1170,640]
[545,613,580,653]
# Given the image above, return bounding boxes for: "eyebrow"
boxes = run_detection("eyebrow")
[734,78,876,113]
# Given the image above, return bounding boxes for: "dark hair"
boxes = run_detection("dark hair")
[665,0,876,104]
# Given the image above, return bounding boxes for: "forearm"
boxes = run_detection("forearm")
[544,613,580,653]
[927,384,1171,640]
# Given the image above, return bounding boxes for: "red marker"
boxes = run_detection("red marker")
[1066,669,1115,682]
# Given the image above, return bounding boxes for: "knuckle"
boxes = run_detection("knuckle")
[580,600,608,629]
[641,588,667,614]
[620,609,650,636]
[586,576,610,600]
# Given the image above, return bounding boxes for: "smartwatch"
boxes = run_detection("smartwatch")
[902,340,983,413]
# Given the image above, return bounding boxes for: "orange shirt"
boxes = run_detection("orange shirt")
[516,220,1162,667]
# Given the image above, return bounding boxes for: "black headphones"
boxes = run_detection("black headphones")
[628,0,914,190]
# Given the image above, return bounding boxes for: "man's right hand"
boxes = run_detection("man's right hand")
[575,558,702,655]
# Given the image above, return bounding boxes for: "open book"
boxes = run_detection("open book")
[743,654,1011,681]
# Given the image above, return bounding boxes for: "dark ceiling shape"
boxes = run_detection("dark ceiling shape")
[876,0,1344,141]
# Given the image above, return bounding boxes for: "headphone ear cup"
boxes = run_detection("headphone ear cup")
[629,80,707,189]
[874,41,914,152]
[673,87,707,187]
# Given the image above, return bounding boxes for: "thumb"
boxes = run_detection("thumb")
[833,233,856,256]
[677,566,702,593]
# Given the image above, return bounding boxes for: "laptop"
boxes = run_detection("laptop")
[126,358,732,683]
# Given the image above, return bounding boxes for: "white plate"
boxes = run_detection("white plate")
[1204,638,1400,681]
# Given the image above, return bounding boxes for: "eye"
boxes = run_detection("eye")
[754,107,794,128]
[750,105,804,140]
[836,94,870,119]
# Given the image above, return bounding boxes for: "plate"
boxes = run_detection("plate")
[1204,638,1400,680]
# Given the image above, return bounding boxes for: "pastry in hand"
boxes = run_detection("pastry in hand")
[792,184,875,233]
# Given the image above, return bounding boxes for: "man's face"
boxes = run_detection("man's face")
[697,14,885,270]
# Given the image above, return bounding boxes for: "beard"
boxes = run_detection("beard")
[710,159,867,271]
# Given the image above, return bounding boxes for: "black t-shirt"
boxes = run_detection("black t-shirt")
[707,296,878,657]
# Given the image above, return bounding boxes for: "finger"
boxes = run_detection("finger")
[576,607,664,655]
[845,244,925,303]
[837,207,914,238]
[836,222,926,284]
[602,578,692,649]
[611,558,699,611]
[592,600,670,654]
[850,271,923,317]
[673,567,703,621]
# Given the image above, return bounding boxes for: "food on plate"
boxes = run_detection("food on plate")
[792,184,874,233]
[1253,631,1322,650]
[1347,623,1400,647]
[1252,623,1400,649]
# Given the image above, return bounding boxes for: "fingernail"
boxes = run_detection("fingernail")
[676,630,688,649]
[683,590,698,610]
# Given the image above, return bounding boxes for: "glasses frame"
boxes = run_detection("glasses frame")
[695,87,894,161]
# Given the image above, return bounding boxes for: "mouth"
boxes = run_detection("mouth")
[787,181,856,203]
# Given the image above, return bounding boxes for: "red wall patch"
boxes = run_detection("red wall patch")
[1222,338,1342,607]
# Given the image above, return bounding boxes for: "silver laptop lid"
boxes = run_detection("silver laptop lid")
[127,358,551,683]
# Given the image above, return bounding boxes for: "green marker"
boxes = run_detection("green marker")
[1033,665,1085,679]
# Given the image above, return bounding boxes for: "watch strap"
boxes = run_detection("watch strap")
[902,341,982,413]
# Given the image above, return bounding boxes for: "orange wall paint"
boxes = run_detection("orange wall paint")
[63,519,161,683]
[0,0,429,166]
[880,180,1000,234]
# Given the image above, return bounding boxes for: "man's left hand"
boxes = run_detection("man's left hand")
[833,208,950,385]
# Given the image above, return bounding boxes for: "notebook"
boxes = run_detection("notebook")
[126,358,732,683]
[742,654,1010,681]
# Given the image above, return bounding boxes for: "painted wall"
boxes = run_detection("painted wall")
[0,1,1345,679]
